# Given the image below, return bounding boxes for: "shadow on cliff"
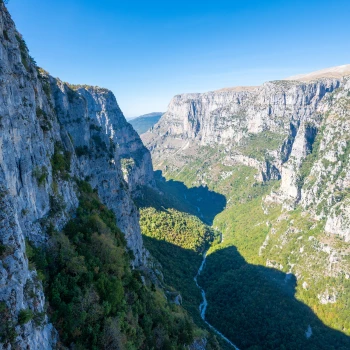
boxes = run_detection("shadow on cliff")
[143,235,350,350]
[136,170,226,225]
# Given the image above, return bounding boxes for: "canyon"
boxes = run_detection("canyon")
[1,0,350,348]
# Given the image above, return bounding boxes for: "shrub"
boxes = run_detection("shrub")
[33,166,48,186]
[49,194,65,217]
[42,82,51,99]
[75,145,89,157]
[18,309,33,325]
[36,108,52,131]
[15,34,30,71]
[0,243,6,257]
[297,127,323,188]
[92,134,108,153]
[0,302,6,313]
[29,187,196,348]
[3,30,9,41]
[33,312,45,327]
[51,143,71,179]
[76,179,94,194]
[66,87,79,103]
[90,124,102,132]
[0,300,17,343]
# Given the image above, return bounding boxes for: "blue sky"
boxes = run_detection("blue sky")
[7,0,350,117]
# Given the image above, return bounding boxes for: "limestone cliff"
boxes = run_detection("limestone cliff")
[143,65,350,339]
[0,3,153,348]
[143,68,350,233]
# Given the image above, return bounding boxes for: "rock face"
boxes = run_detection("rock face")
[0,3,153,348]
[143,67,350,230]
[50,80,154,255]
[144,78,344,187]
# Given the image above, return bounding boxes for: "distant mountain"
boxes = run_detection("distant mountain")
[285,64,350,81]
[129,112,163,134]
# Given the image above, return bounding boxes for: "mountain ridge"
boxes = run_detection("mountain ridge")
[129,111,164,134]
[128,112,164,120]
[286,64,350,81]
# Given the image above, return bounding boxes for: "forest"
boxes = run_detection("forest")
[23,181,198,350]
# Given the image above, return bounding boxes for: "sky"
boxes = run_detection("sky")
[7,0,350,117]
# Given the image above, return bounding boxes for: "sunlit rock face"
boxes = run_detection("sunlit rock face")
[50,80,154,265]
[144,64,350,240]
[0,3,153,348]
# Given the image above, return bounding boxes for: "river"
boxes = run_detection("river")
[190,200,240,349]
[194,251,240,350]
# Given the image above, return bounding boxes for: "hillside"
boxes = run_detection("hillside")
[143,65,350,349]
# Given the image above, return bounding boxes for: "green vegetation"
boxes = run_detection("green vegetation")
[121,157,135,173]
[18,309,33,325]
[3,29,9,41]
[338,140,350,174]
[33,166,48,186]
[90,124,103,132]
[51,142,71,180]
[37,68,52,101]
[141,208,216,253]
[0,302,16,345]
[28,181,198,349]
[36,107,52,131]
[140,206,220,323]
[49,194,65,217]
[92,134,108,154]
[67,87,80,103]
[14,32,36,72]
[297,128,323,188]
[15,33,30,71]
[199,198,350,349]
[75,145,90,157]
[151,139,350,349]
[0,243,6,257]
[238,131,286,160]
[42,81,51,100]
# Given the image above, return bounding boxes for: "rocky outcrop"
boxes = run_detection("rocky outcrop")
[299,78,350,241]
[0,3,153,348]
[143,75,344,192]
[49,79,154,260]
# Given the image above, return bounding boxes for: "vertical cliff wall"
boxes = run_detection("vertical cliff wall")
[0,3,154,348]
[143,75,345,207]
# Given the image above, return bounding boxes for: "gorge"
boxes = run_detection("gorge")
[141,65,350,349]
[1,1,350,349]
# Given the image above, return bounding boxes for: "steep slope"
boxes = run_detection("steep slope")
[0,3,204,349]
[129,112,164,135]
[143,66,350,348]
